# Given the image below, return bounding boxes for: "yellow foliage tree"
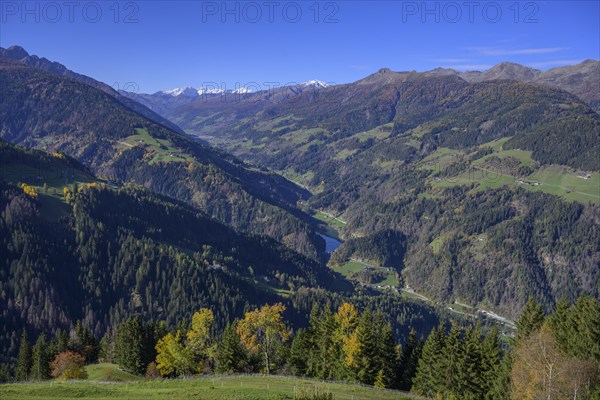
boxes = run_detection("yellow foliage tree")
[20,183,38,198]
[186,308,215,372]
[236,303,290,374]
[335,303,360,368]
[155,330,194,377]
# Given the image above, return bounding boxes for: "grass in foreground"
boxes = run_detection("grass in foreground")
[0,374,416,400]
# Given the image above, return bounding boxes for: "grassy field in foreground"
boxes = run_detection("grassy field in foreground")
[0,374,416,400]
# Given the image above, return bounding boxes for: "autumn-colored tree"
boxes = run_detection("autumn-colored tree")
[236,303,290,374]
[155,330,194,377]
[20,183,38,198]
[50,351,87,380]
[186,308,214,361]
[511,324,598,400]
[335,303,360,369]
[145,362,161,379]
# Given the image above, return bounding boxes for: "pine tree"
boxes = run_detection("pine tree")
[48,329,69,359]
[516,297,545,342]
[441,323,463,398]
[99,329,116,363]
[397,328,421,391]
[69,321,99,362]
[487,352,512,400]
[15,329,32,381]
[216,324,246,373]
[356,310,378,385]
[412,325,445,396]
[376,321,398,388]
[289,328,311,376]
[457,324,483,399]
[480,325,502,399]
[115,317,146,374]
[30,334,51,381]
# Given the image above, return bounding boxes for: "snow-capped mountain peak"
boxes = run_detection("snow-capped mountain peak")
[161,87,199,97]
[232,87,253,94]
[300,80,329,89]
[197,87,225,95]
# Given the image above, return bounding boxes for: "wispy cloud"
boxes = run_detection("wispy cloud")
[467,47,568,56]
[525,59,585,68]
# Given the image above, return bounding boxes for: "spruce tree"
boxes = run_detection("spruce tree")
[376,322,397,388]
[397,329,421,391]
[69,321,100,362]
[316,307,339,380]
[441,324,463,398]
[480,325,502,399]
[216,324,246,373]
[516,297,545,342]
[457,324,483,399]
[289,328,311,376]
[356,310,378,385]
[48,329,69,358]
[15,329,32,381]
[30,334,51,381]
[115,317,146,374]
[412,325,445,396]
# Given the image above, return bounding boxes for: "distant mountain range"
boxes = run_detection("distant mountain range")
[117,60,599,126]
[410,60,600,112]
[158,80,329,97]
[120,80,331,116]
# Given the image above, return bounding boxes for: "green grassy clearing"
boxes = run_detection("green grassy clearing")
[479,137,511,151]
[333,261,399,287]
[352,125,392,143]
[526,165,600,202]
[471,149,535,167]
[428,232,455,255]
[313,211,346,229]
[0,157,97,221]
[335,148,359,160]
[430,165,599,203]
[118,128,193,164]
[0,374,414,400]
[313,211,346,240]
[419,147,460,171]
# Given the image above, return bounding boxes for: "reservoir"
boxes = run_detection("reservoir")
[318,233,342,253]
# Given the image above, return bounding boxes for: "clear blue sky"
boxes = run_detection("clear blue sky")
[2,1,598,93]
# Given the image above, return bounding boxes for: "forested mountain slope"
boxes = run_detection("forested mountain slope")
[154,66,600,318]
[0,56,325,259]
[0,141,340,361]
[0,45,187,136]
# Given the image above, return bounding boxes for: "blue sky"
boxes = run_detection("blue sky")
[1,1,598,93]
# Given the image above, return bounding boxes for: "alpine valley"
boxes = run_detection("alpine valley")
[0,44,599,399]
